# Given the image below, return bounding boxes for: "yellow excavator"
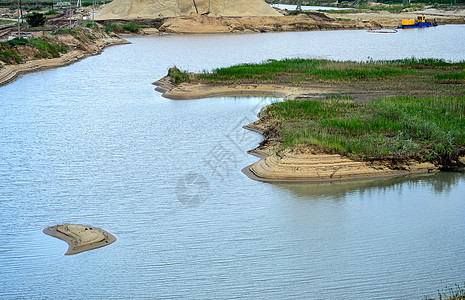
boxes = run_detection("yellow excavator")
[398,15,438,29]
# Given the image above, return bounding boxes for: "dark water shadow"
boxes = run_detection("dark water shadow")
[271,171,465,200]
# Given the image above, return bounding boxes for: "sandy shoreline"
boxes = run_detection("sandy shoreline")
[43,224,116,255]
[241,122,440,182]
[153,75,375,100]
[0,36,129,88]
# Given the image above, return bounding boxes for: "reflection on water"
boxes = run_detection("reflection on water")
[274,172,465,199]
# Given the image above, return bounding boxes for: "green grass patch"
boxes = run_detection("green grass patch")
[264,96,465,165]
[43,9,58,15]
[435,71,465,83]
[28,37,68,58]
[194,58,409,84]
[105,22,140,33]
[0,44,22,64]
[168,67,190,84]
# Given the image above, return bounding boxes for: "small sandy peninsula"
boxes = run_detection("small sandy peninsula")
[43,224,116,255]
[155,59,465,182]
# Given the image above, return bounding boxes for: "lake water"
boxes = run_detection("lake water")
[1,26,464,299]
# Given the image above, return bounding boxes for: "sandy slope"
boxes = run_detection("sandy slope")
[96,0,281,20]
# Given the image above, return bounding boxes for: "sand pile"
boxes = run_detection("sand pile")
[95,0,281,20]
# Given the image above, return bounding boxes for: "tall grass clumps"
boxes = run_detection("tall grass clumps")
[27,37,68,58]
[0,43,22,64]
[105,22,140,33]
[264,96,465,167]
[435,282,465,300]
[196,58,407,84]
[168,67,190,84]
[0,37,68,63]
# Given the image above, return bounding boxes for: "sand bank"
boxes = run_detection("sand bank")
[43,224,116,255]
[154,75,393,101]
[243,152,438,182]
[0,36,128,88]
[242,121,439,182]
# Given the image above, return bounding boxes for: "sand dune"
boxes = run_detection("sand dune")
[96,0,281,20]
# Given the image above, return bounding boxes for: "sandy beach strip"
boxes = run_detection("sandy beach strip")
[43,224,116,255]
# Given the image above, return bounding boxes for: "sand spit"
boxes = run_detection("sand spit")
[96,0,281,20]
[43,224,116,255]
[153,75,390,101]
[0,36,128,88]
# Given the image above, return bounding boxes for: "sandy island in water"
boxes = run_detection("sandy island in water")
[43,224,116,255]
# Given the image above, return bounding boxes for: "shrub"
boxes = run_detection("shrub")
[25,12,46,27]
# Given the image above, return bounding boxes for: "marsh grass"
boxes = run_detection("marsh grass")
[265,96,465,165]
[436,283,465,300]
[168,67,190,84]
[188,58,465,86]
[105,22,140,33]
[196,58,413,84]
[435,71,465,83]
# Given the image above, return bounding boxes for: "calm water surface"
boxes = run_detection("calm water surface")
[1,26,465,299]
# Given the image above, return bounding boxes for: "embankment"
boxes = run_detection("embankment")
[0,29,128,87]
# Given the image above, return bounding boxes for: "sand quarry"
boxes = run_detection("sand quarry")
[96,0,281,20]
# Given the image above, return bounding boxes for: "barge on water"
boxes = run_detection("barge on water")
[398,15,437,29]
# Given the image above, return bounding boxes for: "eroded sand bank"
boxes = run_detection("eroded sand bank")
[43,224,116,255]
[0,36,128,88]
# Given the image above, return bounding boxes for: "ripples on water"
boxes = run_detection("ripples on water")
[0,26,464,299]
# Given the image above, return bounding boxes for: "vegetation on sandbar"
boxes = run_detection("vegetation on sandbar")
[263,96,465,166]
[169,58,465,167]
[175,58,464,84]
[172,58,465,100]
[0,36,68,64]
